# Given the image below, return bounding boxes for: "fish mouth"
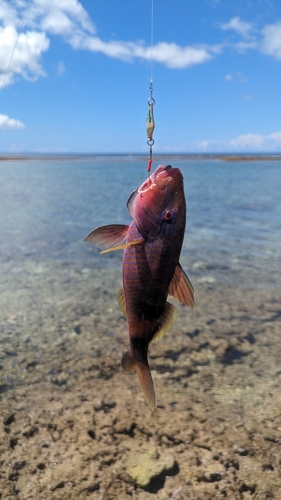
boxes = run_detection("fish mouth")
[127,164,183,219]
[154,165,175,190]
[138,165,181,193]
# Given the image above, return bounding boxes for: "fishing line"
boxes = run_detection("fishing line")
[146,0,155,174]
[150,0,154,84]
[0,0,32,96]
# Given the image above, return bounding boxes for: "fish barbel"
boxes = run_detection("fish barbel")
[85,165,194,409]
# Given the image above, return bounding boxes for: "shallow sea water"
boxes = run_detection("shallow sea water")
[1,156,281,499]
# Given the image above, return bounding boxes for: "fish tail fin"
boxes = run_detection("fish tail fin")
[121,350,136,373]
[121,350,156,410]
[136,362,155,410]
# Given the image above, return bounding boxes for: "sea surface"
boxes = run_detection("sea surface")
[0,154,281,394]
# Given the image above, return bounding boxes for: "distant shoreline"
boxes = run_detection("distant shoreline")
[1,153,281,162]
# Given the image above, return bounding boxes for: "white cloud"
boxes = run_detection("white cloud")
[234,40,258,52]
[0,0,94,87]
[268,132,281,142]
[220,17,253,38]
[68,34,218,68]
[230,133,264,149]
[0,24,49,87]
[230,132,281,150]
[148,43,217,69]
[2,1,281,92]
[197,140,213,150]
[0,114,25,130]
[236,71,248,83]
[261,21,281,60]
[197,132,281,152]
[0,0,222,89]
[29,0,95,36]
[30,1,220,69]
[224,72,248,83]
[57,60,65,76]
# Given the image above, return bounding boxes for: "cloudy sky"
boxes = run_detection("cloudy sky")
[1,0,281,153]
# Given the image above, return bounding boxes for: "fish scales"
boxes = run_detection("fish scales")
[123,240,176,317]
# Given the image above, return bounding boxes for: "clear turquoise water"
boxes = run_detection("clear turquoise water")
[0,156,280,394]
[1,156,280,284]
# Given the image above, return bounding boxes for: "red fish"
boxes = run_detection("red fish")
[85,165,194,409]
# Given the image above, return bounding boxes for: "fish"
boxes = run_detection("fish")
[84,164,194,409]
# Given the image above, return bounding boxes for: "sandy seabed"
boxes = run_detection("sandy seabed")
[0,257,281,500]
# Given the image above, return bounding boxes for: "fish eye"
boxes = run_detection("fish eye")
[163,209,174,222]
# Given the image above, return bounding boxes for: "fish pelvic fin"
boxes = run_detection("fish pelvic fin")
[117,289,127,318]
[168,262,195,308]
[151,302,177,343]
[121,350,156,410]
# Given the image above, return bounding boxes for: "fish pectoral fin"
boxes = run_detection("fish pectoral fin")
[84,224,144,253]
[151,302,177,343]
[100,238,144,254]
[117,289,127,318]
[84,224,129,252]
[168,263,195,308]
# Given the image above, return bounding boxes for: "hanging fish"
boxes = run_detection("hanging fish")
[85,165,194,409]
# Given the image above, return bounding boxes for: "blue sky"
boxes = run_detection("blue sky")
[1,0,281,153]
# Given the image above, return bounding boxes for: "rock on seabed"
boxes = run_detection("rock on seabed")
[123,447,177,489]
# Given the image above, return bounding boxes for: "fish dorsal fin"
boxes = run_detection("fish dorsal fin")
[168,263,195,308]
[117,289,127,318]
[151,302,177,343]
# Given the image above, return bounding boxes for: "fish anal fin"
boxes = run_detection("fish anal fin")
[151,302,177,343]
[121,351,136,373]
[84,224,129,252]
[118,289,127,318]
[168,263,195,308]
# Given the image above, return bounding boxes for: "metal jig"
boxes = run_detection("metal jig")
[146,80,155,174]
